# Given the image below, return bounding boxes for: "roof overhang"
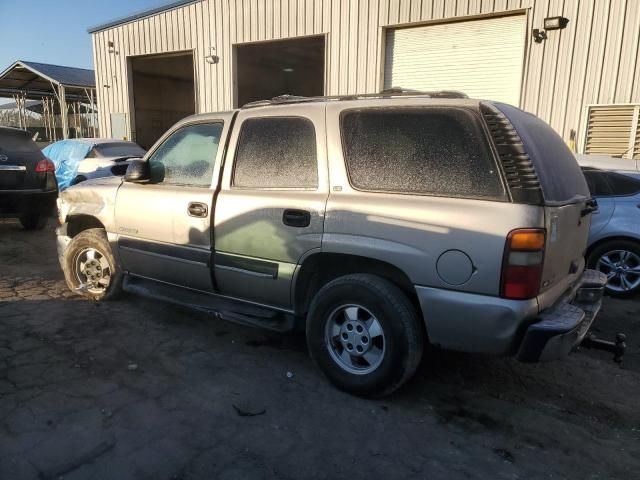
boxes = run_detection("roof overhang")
[87,0,200,33]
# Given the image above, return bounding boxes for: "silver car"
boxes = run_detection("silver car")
[578,159,640,296]
[55,93,605,397]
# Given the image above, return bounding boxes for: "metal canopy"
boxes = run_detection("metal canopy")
[0,60,97,139]
[0,60,95,101]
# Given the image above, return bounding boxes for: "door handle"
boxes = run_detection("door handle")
[188,202,208,218]
[282,209,311,227]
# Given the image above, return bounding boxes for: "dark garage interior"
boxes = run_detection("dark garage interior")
[130,52,195,149]
[235,36,325,107]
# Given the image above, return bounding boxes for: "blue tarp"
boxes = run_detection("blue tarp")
[42,140,92,191]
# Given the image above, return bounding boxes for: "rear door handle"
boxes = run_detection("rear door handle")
[188,202,208,218]
[282,209,311,227]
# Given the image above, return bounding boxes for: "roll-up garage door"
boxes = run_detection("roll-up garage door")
[384,15,526,105]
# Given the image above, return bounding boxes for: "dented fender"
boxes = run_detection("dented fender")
[58,176,123,232]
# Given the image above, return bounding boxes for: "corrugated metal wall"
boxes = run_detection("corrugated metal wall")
[92,0,640,149]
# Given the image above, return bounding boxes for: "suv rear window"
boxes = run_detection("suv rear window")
[340,107,505,199]
[0,129,41,154]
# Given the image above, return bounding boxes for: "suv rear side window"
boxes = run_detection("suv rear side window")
[340,108,505,199]
[233,117,318,189]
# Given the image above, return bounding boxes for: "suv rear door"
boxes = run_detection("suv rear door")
[491,103,592,308]
[213,103,328,308]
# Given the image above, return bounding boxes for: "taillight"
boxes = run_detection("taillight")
[501,228,545,300]
[35,158,55,173]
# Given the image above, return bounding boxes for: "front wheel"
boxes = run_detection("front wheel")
[62,228,122,301]
[306,274,424,397]
[587,240,640,297]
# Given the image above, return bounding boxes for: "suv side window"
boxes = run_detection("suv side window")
[148,122,223,187]
[606,172,640,196]
[340,107,505,199]
[232,117,318,189]
[582,169,614,197]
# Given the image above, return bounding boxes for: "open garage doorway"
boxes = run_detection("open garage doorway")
[130,52,195,149]
[235,36,325,107]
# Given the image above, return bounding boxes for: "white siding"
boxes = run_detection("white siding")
[92,0,640,152]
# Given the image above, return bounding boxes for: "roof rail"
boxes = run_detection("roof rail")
[240,89,469,108]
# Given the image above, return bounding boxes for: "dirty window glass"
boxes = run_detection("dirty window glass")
[148,123,223,186]
[341,108,505,198]
[233,117,318,188]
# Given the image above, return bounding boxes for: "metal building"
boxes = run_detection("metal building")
[89,0,640,158]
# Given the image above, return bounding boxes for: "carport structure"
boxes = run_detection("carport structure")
[0,60,97,140]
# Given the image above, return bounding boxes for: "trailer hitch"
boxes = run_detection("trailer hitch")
[580,332,626,363]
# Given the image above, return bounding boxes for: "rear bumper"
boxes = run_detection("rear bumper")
[516,269,607,362]
[0,189,57,215]
[414,269,606,360]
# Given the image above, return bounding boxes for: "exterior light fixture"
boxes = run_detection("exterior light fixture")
[533,16,569,43]
[544,16,570,30]
[283,67,294,72]
[205,47,219,64]
[107,41,115,53]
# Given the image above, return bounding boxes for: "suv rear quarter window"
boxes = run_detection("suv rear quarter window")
[340,107,505,199]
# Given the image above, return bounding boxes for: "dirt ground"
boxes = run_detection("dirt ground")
[1,218,639,480]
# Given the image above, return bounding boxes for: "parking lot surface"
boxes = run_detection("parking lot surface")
[1,218,639,479]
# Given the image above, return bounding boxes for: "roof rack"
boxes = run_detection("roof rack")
[241,89,468,109]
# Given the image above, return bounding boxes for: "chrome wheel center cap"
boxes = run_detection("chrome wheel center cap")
[338,319,371,357]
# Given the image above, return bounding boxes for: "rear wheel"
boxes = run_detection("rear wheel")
[19,212,47,230]
[306,274,424,397]
[587,240,640,297]
[62,228,122,301]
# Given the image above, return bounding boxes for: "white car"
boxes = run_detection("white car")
[43,138,146,189]
[74,139,146,184]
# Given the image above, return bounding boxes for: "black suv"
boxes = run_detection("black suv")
[0,127,57,229]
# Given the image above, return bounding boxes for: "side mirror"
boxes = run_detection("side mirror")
[124,159,150,183]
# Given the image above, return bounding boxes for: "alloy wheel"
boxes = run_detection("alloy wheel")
[596,249,640,293]
[324,304,386,375]
[73,247,112,295]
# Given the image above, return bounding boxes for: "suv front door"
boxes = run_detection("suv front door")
[213,104,328,308]
[115,116,231,291]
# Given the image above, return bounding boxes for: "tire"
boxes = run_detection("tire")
[306,274,424,398]
[62,228,122,301]
[71,175,87,186]
[19,212,48,230]
[587,239,640,297]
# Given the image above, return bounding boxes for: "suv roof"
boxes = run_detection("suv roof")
[240,89,469,109]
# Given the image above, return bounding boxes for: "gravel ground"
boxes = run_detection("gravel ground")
[1,218,639,480]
